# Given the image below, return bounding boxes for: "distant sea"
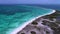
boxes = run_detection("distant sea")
[25,4,60,10]
[0,5,55,34]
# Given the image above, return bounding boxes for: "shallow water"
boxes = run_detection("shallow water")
[0,5,54,34]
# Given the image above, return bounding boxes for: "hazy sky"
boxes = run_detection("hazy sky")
[0,0,60,4]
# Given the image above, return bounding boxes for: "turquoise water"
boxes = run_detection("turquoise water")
[0,5,54,34]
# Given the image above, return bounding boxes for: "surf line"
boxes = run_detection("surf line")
[10,10,56,34]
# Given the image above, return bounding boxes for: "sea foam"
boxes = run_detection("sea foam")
[0,5,55,34]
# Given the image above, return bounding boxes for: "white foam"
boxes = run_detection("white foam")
[10,10,56,34]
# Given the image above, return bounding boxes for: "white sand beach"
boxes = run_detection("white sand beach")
[10,10,55,34]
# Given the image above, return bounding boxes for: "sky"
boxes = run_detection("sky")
[0,0,60,4]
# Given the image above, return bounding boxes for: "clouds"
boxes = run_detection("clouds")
[0,0,60,4]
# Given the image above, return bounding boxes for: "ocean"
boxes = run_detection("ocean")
[0,5,55,34]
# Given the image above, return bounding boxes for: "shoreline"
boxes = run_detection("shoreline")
[10,10,56,34]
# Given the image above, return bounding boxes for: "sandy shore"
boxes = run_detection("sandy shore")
[10,10,56,34]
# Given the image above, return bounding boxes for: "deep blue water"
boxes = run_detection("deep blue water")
[38,5,60,10]
[0,5,54,34]
[25,4,60,10]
